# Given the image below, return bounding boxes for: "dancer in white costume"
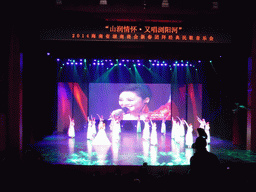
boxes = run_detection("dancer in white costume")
[142,117,150,140]
[92,117,97,136]
[112,116,121,143]
[68,115,75,138]
[97,114,104,131]
[183,120,193,148]
[205,122,210,144]
[197,116,206,129]
[150,121,158,145]
[92,122,111,145]
[87,117,93,140]
[171,117,177,139]
[177,116,185,137]
[161,117,166,135]
[137,116,141,133]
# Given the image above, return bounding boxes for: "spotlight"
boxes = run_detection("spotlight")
[80,59,82,61]
[161,64,163,66]
[110,63,113,65]
[190,64,192,66]
[47,53,50,56]
[71,62,74,65]
[119,63,121,65]
[173,64,176,66]
[101,63,104,65]
[75,62,78,65]
[138,63,141,66]
[165,64,167,66]
[157,64,159,66]
[80,63,83,65]
[57,58,60,61]
[181,64,184,66]
[152,64,155,66]
[66,62,69,65]
[185,64,188,66]
[198,60,201,63]
[177,64,180,66]
[93,63,96,65]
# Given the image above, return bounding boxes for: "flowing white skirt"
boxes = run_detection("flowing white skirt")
[68,125,75,138]
[92,129,111,145]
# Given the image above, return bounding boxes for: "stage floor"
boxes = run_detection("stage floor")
[32,129,256,166]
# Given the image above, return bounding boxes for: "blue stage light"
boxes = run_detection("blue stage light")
[66,62,69,65]
[57,58,60,61]
[165,64,167,66]
[161,64,163,66]
[111,63,113,65]
[47,53,50,56]
[190,64,192,66]
[157,64,159,66]
[71,62,74,65]
[152,64,155,66]
[177,64,180,66]
[181,64,184,66]
[80,63,83,65]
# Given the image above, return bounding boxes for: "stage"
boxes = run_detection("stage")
[31,128,256,167]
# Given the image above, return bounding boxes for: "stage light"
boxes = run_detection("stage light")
[62,64,64,66]
[57,58,60,61]
[210,60,212,63]
[181,60,183,63]
[154,60,156,62]
[97,63,100,65]
[173,64,176,66]
[119,63,122,65]
[47,53,50,56]
[152,64,155,66]
[137,60,140,62]
[157,64,159,66]
[161,64,163,66]
[124,64,126,66]
[185,64,188,66]
[165,64,167,66]
[80,63,82,65]
[66,62,69,65]
[190,64,192,66]
[177,64,180,66]
[149,60,152,62]
[93,59,96,61]
[122,60,125,62]
[138,63,141,66]
[71,62,74,65]
[181,64,184,66]
[126,60,129,62]
[75,62,78,65]
[93,63,96,65]
[110,63,113,65]
[133,64,136,66]
[198,60,201,63]
[105,60,108,62]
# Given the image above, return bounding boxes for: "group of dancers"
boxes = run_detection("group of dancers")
[67,114,210,148]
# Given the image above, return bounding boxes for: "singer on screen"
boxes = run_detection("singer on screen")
[110,84,171,120]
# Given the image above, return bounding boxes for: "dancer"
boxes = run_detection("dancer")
[97,114,104,131]
[197,116,206,129]
[171,117,177,139]
[177,116,185,137]
[150,121,158,146]
[112,116,121,143]
[68,115,75,138]
[92,122,111,145]
[183,119,193,148]
[91,116,97,136]
[142,117,150,140]
[205,122,210,144]
[161,117,166,135]
[87,116,93,140]
[137,115,142,133]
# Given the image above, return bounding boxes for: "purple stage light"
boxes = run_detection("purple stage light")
[66,62,69,65]
[57,58,60,61]
[80,63,82,65]
[47,53,50,56]
[71,62,74,65]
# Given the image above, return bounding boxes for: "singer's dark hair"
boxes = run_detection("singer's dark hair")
[119,84,152,101]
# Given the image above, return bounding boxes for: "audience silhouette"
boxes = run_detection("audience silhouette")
[188,128,220,186]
